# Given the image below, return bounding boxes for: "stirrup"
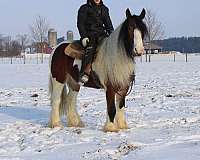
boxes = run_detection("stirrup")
[79,73,89,85]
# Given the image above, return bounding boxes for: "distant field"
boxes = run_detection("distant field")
[0,53,200,64]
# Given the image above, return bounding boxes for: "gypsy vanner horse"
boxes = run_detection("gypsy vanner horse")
[49,8,147,132]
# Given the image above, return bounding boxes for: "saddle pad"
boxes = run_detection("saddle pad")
[64,41,85,59]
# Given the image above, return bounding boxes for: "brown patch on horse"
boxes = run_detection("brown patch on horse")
[51,43,79,84]
[64,41,85,59]
[106,83,116,123]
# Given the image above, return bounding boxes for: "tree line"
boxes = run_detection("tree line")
[0,15,49,57]
[154,37,200,53]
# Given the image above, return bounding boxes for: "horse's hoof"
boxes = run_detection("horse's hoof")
[103,122,119,132]
[118,124,129,130]
[78,121,85,128]
[67,121,85,128]
[115,121,129,130]
[48,122,64,129]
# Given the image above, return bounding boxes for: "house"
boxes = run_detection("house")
[33,42,52,54]
[144,42,162,54]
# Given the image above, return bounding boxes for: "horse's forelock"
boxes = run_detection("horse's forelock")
[136,19,148,39]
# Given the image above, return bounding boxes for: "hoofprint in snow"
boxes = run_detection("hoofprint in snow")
[0,54,200,160]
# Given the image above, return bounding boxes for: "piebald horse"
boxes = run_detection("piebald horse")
[49,8,147,132]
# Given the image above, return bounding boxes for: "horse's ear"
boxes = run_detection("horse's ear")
[139,8,146,19]
[126,8,132,18]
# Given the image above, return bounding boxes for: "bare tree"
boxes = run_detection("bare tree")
[9,40,21,56]
[144,9,165,42]
[4,36,11,53]
[16,34,29,53]
[30,15,49,63]
[30,15,49,53]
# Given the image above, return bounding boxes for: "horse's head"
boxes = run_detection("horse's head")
[126,8,148,56]
[119,8,148,57]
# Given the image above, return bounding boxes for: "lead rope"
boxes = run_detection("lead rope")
[111,76,135,98]
[107,73,135,98]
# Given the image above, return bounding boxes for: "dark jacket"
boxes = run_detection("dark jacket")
[77,0,114,39]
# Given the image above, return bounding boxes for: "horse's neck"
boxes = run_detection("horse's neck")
[93,24,135,88]
[104,25,123,51]
[99,24,131,65]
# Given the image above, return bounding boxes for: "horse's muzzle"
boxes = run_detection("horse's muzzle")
[134,47,145,56]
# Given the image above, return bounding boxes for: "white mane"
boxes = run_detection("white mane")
[92,24,135,88]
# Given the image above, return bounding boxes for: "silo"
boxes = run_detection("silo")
[48,29,57,47]
[66,30,73,42]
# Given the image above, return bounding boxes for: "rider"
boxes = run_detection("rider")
[77,0,114,84]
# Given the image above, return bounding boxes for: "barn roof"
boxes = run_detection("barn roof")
[144,42,162,50]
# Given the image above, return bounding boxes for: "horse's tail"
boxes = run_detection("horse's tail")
[48,49,54,98]
[59,85,68,116]
[48,74,68,117]
[48,74,53,97]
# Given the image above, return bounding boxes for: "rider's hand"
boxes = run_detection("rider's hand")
[82,37,89,47]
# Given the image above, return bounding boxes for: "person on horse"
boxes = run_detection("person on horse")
[77,0,114,84]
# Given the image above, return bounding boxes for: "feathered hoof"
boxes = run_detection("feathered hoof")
[67,120,85,128]
[48,121,64,129]
[117,123,129,130]
[115,120,129,130]
[103,122,119,132]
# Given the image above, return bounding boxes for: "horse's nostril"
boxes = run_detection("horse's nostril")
[134,48,137,53]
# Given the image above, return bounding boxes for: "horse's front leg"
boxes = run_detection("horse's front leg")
[104,86,119,132]
[115,88,129,129]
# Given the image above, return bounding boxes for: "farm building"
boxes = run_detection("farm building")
[144,42,162,54]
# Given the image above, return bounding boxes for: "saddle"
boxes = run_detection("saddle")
[64,40,85,60]
[64,38,104,60]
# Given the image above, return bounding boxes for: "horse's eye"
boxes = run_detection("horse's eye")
[129,21,136,28]
[128,27,132,34]
[128,26,134,32]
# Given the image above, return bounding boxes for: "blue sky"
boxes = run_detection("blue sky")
[0,0,199,39]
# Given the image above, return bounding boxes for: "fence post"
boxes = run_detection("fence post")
[173,53,176,62]
[23,54,26,64]
[185,53,188,62]
[145,53,148,62]
[41,53,44,64]
[148,55,151,62]
[10,56,12,64]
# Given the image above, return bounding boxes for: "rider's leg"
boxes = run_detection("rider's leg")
[79,38,97,83]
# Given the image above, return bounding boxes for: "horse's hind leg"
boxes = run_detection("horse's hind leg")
[115,93,129,129]
[103,87,119,132]
[49,79,64,128]
[65,87,84,127]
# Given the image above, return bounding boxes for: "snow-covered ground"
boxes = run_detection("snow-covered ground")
[0,54,200,160]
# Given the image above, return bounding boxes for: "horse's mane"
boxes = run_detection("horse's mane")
[94,17,147,87]
[93,23,133,88]
[118,18,148,59]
